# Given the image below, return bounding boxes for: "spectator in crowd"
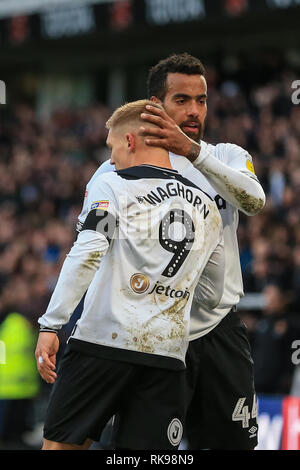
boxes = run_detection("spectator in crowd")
[0,279,41,449]
[252,284,300,395]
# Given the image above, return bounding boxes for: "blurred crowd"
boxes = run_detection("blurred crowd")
[0,104,111,330]
[0,65,300,447]
[204,66,300,395]
[0,104,112,448]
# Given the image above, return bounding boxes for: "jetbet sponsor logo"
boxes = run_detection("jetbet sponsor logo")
[130,273,150,294]
[149,281,190,300]
[167,418,183,446]
[282,397,300,450]
[129,275,191,300]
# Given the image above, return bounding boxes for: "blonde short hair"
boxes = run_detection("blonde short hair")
[106,99,163,132]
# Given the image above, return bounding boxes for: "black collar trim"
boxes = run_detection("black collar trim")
[115,165,213,201]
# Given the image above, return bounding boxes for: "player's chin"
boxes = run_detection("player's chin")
[185,131,201,143]
[180,126,202,142]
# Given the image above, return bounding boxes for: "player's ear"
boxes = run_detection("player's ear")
[126,133,136,153]
[150,96,162,105]
[110,153,115,166]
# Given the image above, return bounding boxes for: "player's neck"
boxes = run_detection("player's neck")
[132,149,172,169]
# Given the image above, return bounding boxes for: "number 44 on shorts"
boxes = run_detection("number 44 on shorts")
[232,395,258,428]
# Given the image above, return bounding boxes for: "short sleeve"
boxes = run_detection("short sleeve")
[81,174,119,242]
[77,160,115,229]
[85,174,118,219]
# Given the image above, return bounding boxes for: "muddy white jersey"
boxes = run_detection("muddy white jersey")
[78,140,264,339]
[66,164,223,369]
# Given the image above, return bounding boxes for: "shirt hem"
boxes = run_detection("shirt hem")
[67,337,185,371]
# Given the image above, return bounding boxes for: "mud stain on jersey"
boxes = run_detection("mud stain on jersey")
[208,205,222,232]
[161,297,188,345]
[131,331,155,353]
[120,287,132,297]
[81,251,103,270]
[204,169,264,214]
[125,296,188,355]
[230,185,264,214]
[199,205,222,258]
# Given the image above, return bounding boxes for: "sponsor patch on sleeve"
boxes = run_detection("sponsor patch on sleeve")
[246,159,255,174]
[91,200,109,210]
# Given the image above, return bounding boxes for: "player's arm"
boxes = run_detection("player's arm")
[77,160,115,232]
[35,225,112,383]
[37,227,110,332]
[188,142,266,216]
[140,104,265,216]
[36,177,117,383]
[193,236,225,310]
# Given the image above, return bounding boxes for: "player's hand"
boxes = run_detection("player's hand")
[140,103,200,160]
[35,332,59,384]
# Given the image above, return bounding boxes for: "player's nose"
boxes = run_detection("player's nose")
[187,101,200,117]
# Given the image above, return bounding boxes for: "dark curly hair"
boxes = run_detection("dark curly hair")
[147,53,205,101]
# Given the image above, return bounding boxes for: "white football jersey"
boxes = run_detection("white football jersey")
[78,140,263,339]
[70,164,223,369]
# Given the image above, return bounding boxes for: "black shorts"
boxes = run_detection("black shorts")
[43,346,186,450]
[185,309,258,450]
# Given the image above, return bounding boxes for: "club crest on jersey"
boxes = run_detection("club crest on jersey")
[91,200,109,210]
[130,273,150,294]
